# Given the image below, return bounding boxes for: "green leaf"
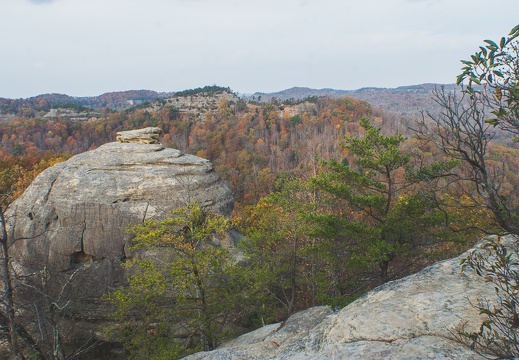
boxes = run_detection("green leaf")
[510,24,519,36]
[484,118,500,127]
[484,39,498,50]
[469,77,482,85]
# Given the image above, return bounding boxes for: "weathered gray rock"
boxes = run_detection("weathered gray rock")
[7,141,233,318]
[185,237,513,359]
[116,127,162,144]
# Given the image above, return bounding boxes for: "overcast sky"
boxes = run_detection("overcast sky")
[1,0,517,98]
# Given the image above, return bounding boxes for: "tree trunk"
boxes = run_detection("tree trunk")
[379,260,389,285]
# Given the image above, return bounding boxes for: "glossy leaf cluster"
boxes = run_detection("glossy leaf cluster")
[458,25,519,133]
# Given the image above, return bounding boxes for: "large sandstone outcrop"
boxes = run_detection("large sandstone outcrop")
[185,237,514,359]
[7,138,234,317]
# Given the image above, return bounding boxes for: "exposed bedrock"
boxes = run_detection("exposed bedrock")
[7,140,234,319]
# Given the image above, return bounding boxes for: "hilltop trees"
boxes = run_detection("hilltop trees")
[0,91,405,357]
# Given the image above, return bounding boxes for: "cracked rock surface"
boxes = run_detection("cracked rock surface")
[7,142,234,319]
[185,238,511,359]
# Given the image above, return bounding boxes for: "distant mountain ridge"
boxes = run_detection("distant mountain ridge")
[0,90,174,117]
[252,83,457,100]
[252,83,459,116]
[1,84,458,118]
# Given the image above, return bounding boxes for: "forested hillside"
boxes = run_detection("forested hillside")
[1,85,517,205]
[0,87,417,204]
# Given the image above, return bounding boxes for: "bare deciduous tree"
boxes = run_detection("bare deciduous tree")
[0,193,97,359]
[413,87,519,235]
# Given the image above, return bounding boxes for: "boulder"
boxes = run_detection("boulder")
[116,127,162,144]
[184,237,513,359]
[7,141,234,318]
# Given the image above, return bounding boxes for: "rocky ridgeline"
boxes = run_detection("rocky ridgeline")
[185,237,514,359]
[6,128,234,319]
[279,101,318,119]
[146,89,239,121]
[43,108,100,121]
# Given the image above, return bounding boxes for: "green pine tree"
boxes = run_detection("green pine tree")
[311,117,459,284]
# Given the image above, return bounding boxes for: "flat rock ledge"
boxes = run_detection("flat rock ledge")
[185,237,516,359]
[116,127,162,144]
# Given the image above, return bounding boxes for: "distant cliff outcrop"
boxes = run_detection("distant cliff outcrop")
[144,86,239,122]
[185,236,512,359]
[6,129,234,319]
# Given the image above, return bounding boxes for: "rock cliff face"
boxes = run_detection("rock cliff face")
[7,138,233,317]
[145,89,239,121]
[185,237,513,360]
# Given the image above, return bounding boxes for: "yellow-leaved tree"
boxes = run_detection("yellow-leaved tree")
[106,202,255,360]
